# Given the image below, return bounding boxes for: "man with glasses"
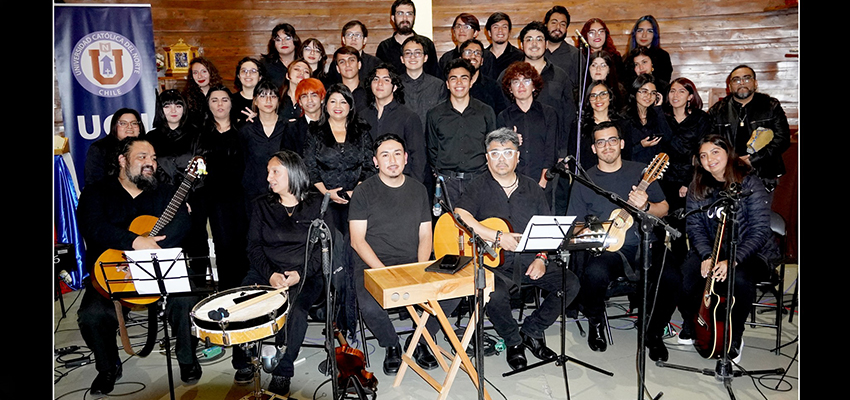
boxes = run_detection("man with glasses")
[438,13,496,80]
[326,20,381,87]
[376,0,439,78]
[426,58,496,203]
[566,121,673,360]
[399,35,447,132]
[454,127,579,371]
[708,64,791,192]
[461,39,509,115]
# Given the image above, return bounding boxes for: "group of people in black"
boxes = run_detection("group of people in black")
[74,0,792,397]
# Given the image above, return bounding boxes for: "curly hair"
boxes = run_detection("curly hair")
[500,61,544,100]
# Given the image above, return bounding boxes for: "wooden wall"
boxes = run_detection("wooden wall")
[55,0,799,125]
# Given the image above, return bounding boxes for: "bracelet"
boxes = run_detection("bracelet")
[644,202,651,212]
[535,253,549,266]
[494,230,502,248]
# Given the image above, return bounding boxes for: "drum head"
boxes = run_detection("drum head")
[191,285,288,331]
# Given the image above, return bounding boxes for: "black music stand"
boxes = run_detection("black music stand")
[655,189,784,400]
[501,216,613,400]
[100,248,197,400]
[556,166,680,400]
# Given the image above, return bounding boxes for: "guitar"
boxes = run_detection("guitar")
[433,213,510,267]
[602,153,669,252]
[92,156,207,307]
[693,209,735,359]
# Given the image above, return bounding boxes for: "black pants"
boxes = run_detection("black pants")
[485,260,579,347]
[231,269,324,378]
[679,250,764,344]
[353,260,459,348]
[77,281,200,372]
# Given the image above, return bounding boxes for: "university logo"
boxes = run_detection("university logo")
[71,30,144,98]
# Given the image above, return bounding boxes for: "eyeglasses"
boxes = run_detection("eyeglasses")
[403,50,424,58]
[590,62,609,69]
[240,68,259,75]
[462,49,482,57]
[395,11,414,17]
[510,78,533,87]
[259,93,279,100]
[589,91,610,100]
[344,32,363,40]
[488,149,517,159]
[302,46,321,54]
[594,137,621,147]
[454,24,474,31]
[730,75,753,85]
[587,29,606,37]
[117,121,140,128]
[523,36,546,43]
[274,35,293,42]
[637,89,658,97]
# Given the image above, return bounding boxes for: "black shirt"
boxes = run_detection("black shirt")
[239,116,288,202]
[304,120,376,191]
[376,33,440,78]
[486,44,525,81]
[360,99,428,183]
[426,98,496,174]
[497,100,560,181]
[400,72,448,132]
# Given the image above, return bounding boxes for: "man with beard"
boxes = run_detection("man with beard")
[485,12,525,81]
[543,6,583,89]
[76,137,201,395]
[454,127,580,371]
[376,0,440,78]
[566,121,675,361]
[708,64,791,192]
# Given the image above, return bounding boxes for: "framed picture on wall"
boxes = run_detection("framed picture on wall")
[164,39,198,76]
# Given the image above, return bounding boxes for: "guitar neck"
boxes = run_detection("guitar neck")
[704,212,727,291]
[149,174,196,237]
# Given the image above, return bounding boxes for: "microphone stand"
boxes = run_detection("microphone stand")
[655,188,784,400]
[436,177,490,400]
[555,166,679,400]
[574,29,592,170]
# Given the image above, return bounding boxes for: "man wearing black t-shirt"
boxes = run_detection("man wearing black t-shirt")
[454,128,580,371]
[349,134,458,375]
[567,121,675,362]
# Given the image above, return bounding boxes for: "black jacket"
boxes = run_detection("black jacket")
[708,92,790,181]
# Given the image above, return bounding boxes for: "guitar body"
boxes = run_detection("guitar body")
[433,214,510,267]
[92,215,162,307]
[694,287,735,359]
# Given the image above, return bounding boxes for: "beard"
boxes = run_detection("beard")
[127,167,158,191]
[547,30,566,43]
[396,22,414,35]
[733,87,754,101]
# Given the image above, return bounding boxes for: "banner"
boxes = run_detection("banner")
[54,4,159,188]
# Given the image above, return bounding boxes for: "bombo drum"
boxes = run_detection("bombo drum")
[191,285,288,346]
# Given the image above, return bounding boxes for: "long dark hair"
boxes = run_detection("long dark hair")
[152,89,189,130]
[315,83,370,147]
[690,134,752,200]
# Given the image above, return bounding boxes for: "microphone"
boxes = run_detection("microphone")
[545,156,574,180]
[320,191,331,219]
[575,29,590,48]
[433,178,443,216]
[261,344,284,373]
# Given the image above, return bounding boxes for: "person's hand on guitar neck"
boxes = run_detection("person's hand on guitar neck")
[701,259,728,282]
[132,235,166,250]
[496,231,523,252]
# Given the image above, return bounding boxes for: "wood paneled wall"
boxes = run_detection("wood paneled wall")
[56,0,798,125]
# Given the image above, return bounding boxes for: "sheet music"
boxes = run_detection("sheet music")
[125,247,192,295]
[516,215,576,252]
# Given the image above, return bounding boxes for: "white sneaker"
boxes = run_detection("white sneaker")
[731,340,743,364]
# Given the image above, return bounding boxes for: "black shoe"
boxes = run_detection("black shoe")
[180,360,203,384]
[521,331,557,361]
[506,344,527,371]
[587,322,608,352]
[406,335,438,370]
[90,364,122,395]
[645,335,669,362]
[383,344,402,375]
[234,366,254,385]
[268,375,291,396]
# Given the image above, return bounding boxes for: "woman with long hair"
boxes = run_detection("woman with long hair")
[672,134,779,366]
[624,46,669,95]
[183,57,223,128]
[577,80,624,170]
[303,83,376,234]
[147,89,197,184]
[232,57,266,128]
[579,18,624,80]
[261,23,301,88]
[625,15,673,84]
[622,73,672,163]
[231,150,335,396]
[298,38,328,84]
[585,50,627,113]
[84,108,145,185]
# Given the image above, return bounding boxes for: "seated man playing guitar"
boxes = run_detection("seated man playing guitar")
[76,137,201,395]
[566,121,675,361]
[454,127,580,371]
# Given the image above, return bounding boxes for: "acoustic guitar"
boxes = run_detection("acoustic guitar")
[433,213,509,268]
[92,156,207,307]
[694,209,735,359]
[602,153,669,252]
[746,127,774,155]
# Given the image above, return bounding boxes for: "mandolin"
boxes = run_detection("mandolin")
[433,213,510,267]
[693,209,734,359]
[333,325,378,398]
[92,156,207,307]
[602,152,669,252]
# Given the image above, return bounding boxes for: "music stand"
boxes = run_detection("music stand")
[502,216,613,400]
[555,167,680,400]
[100,248,195,400]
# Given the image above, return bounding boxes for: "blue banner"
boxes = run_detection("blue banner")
[54,4,159,188]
